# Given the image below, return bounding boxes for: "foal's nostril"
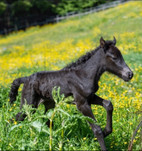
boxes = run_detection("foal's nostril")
[127,72,133,79]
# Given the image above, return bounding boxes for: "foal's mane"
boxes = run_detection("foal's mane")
[63,46,101,70]
[63,40,115,70]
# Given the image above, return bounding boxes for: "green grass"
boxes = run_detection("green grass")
[0,1,142,150]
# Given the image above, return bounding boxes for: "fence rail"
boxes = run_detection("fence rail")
[0,0,131,35]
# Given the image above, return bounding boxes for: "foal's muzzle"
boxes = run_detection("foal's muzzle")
[122,68,133,82]
[127,71,133,80]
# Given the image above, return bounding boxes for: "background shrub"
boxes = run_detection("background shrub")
[11,0,32,16]
[31,0,52,14]
[0,2,7,15]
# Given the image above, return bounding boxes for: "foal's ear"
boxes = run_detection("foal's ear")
[113,36,116,45]
[100,37,106,48]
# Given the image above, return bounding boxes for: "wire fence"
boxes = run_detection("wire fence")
[0,0,131,35]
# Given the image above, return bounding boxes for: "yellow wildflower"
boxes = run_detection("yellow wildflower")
[14,121,17,125]
[94,138,97,141]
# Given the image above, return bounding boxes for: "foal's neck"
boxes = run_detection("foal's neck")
[81,49,105,83]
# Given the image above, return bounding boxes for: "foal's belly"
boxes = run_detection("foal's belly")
[39,78,72,99]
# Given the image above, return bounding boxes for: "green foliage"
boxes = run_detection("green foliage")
[54,0,98,15]
[0,0,116,30]
[31,0,51,14]
[2,0,17,4]
[11,0,32,16]
[0,2,7,15]
[0,86,97,150]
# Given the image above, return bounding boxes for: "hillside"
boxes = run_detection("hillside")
[0,1,142,85]
[0,1,142,150]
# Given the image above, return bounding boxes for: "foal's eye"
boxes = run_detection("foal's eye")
[112,57,117,60]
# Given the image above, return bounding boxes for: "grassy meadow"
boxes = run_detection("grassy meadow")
[0,1,142,150]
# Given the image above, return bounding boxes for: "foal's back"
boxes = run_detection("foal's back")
[22,70,75,101]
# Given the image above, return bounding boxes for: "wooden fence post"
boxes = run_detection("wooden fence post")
[56,16,59,23]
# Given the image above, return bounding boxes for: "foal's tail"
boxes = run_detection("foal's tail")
[9,77,27,104]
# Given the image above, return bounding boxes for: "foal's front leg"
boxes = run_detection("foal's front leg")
[88,94,113,137]
[75,95,107,150]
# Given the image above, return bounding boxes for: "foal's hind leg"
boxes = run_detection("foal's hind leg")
[43,99,55,114]
[43,99,55,127]
[15,87,40,121]
[88,94,113,137]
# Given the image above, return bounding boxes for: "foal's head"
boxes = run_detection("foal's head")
[100,37,133,82]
